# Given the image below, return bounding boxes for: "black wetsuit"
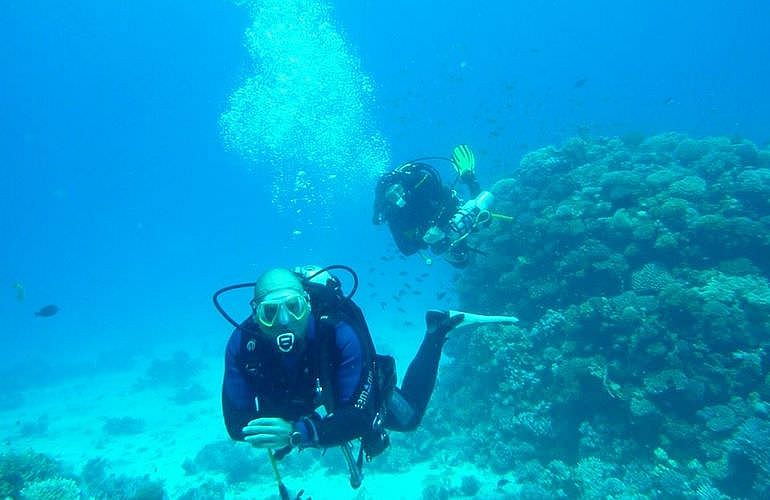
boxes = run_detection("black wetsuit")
[373,163,482,265]
[373,163,458,256]
[222,313,449,449]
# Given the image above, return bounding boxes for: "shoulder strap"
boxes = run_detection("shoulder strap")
[315,315,338,412]
[314,302,379,414]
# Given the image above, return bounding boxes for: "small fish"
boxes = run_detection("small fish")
[35,304,59,317]
[379,302,386,309]
[664,97,675,105]
[573,78,588,88]
[412,290,422,295]
[397,307,406,313]
[403,321,414,327]
[367,282,375,287]
[437,291,447,300]
[497,479,510,490]
[398,271,408,276]
[14,282,25,302]
[419,272,429,278]
[403,283,412,289]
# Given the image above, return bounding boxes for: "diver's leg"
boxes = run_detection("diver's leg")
[383,387,418,431]
[384,311,462,431]
[463,173,481,197]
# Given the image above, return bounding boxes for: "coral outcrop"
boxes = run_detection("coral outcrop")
[431,133,770,497]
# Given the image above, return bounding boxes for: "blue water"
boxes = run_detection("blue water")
[2,0,769,371]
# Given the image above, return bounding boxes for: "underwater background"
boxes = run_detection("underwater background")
[1,0,769,498]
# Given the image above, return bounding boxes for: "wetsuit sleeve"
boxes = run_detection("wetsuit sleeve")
[462,172,481,197]
[300,321,378,448]
[222,329,258,441]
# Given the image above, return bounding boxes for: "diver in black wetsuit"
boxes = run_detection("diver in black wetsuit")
[373,145,495,267]
[220,267,464,467]
[216,265,518,494]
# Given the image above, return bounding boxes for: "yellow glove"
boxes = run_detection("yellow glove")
[452,145,476,177]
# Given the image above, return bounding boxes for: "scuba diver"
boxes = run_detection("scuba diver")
[215,265,517,496]
[373,145,496,267]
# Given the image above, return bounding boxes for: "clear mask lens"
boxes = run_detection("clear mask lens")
[386,184,406,208]
[253,294,308,327]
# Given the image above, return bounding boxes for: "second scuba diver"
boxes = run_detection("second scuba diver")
[372,145,495,267]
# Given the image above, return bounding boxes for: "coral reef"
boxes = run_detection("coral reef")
[431,133,770,497]
[421,471,485,500]
[177,479,226,500]
[102,417,146,436]
[20,477,80,500]
[368,429,438,474]
[0,450,65,498]
[80,457,165,500]
[1,451,167,500]
[171,382,208,405]
[134,351,203,389]
[182,440,267,484]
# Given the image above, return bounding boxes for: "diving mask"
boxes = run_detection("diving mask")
[251,292,310,328]
[385,184,406,208]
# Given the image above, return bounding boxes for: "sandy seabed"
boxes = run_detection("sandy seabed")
[1,346,509,500]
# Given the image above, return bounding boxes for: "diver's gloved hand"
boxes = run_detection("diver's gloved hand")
[452,145,476,178]
[242,417,293,448]
[425,310,465,341]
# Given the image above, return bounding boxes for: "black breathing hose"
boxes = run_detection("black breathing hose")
[211,264,360,329]
[306,264,359,300]
[212,282,254,329]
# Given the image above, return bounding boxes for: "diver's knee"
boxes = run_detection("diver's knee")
[385,414,421,432]
[399,414,422,432]
[385,391,423,431]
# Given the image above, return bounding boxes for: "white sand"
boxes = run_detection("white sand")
[1,348,509,499]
